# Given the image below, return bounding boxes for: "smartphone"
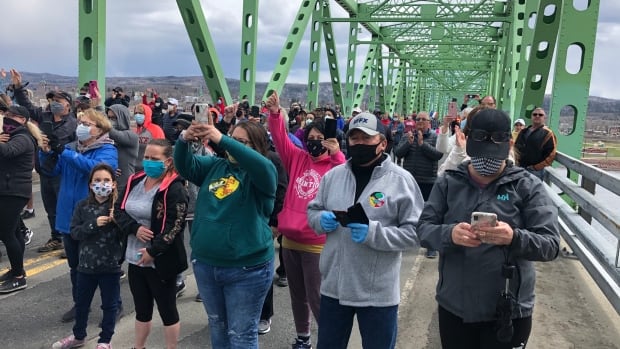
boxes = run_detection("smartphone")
[468,94,477,99]
[448,101,458,118]
[325,118,337,139]
[471,212,497,229]
[88,80,98,97]
[333,210,350,226]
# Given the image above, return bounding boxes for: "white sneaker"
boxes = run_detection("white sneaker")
[258,319,271,334]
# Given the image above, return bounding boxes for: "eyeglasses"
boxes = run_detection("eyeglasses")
[233,137,252,146]
[78,120,96,127]
[470,129,511,143]
[416,118,430,122]
[532,113,545,117]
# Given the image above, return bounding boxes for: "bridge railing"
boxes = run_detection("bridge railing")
[544,152,620,314]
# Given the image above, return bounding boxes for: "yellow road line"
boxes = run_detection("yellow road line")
[23,250,64,267]
[26,259,67,277]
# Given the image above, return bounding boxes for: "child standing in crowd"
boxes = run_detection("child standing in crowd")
[53,164,123,349]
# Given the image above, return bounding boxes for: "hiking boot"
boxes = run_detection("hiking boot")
[0,276,27,294]
[61,306,76,323]
[258,319,271,334]
[292,338,313,349]
[52,334,85,349]
[20,209,35,219]
[23,228,34,245]
[176,281,186,298]
[38,238,63,253]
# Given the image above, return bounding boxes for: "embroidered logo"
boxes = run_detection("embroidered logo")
[209,175,240,199]
[294,169,321,200]
[497,193,510,201]
[369,192,386,208]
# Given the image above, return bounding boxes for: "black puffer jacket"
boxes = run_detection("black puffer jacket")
[393,129,443,184]
[0,125,35,199]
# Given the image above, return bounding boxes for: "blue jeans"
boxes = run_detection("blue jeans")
[74,271,120,343]
[193,258,274,349]
[317,295,398,349]
[62,234,80,304]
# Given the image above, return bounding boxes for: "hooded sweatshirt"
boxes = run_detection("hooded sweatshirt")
[108,104,139,190]
[135,104,165,171]
[268,110,345,246]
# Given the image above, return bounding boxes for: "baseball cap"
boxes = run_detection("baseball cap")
[8,105,30,121]
[53,91,73,105]
[167,98,179,106]
[347,112,386,136]
[514,118,525,126]
[352,106,362,114]
[466,109,511,160]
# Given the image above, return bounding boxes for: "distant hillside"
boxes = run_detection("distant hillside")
[8,72,620,119]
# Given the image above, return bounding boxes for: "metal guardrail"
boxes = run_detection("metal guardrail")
[544,152,620,314]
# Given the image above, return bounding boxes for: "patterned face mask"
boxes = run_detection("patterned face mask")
[470,156,504,176]
[91,182,113,197]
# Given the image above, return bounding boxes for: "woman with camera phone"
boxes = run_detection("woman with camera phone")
[416,109,560,349]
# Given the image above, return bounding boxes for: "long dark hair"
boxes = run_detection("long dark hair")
[87,163,118,206]
[230,121,270,156]
[303,119,326,143]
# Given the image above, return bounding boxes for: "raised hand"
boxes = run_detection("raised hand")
[265,91,280,114]
[10,69,22,88]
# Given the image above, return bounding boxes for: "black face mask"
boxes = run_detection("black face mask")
[348,143,381,165]
[306,140,326,157]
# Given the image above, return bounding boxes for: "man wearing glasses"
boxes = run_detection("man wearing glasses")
[514,107,557,180]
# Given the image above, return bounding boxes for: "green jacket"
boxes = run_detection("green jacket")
[174,136,277,267]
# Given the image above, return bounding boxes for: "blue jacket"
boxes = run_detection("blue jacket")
[39,138,118,234]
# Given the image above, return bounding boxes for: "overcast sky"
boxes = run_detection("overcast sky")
[1,0,618,99]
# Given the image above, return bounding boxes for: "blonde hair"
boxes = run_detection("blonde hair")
[79,108,112,134]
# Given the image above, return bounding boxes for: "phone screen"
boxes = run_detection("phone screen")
[325,118,337,139]
[448,102,458,118]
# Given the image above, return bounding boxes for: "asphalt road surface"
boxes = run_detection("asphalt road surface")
[1,185,619,348]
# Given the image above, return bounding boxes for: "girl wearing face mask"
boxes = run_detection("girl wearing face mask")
[294,111,315,145]
[39,108,118,321]
[266,92,345,348]
[115,139,188,349]
[133,104,165,172]
[52,164,123,349]
[417,109,560,349]
[0,105,43,294]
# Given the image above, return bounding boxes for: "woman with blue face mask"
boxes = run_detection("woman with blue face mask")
[133,103,165,172]
[114,138,188,349]
[38,108,118,322]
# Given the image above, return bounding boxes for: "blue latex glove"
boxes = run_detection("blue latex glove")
[347,223,369,243]
[320,211,339,232]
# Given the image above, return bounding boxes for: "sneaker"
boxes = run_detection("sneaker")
[425,249,439,259]
[23,228,34,245]
[176,281,186,298]
[258,319,271,334]
[195,293,202,302]
[38,238,63,253]
[61,306,76,323]
[20,209,35,219]
[292,338,312,349]
[96,343,112,349]
[119,270,127,280]
[276,275,288,287]
[0,270,13,282]
[52,334,85,349]
[0,276,27,294]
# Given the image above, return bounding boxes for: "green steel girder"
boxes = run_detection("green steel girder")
[263,0,317,99]
[515,0,563,121]
[78,0,106,99]
[307,0,323,110]
[376,51,386,111]
[385,52,397,115]
[343,21,360,115]
[549,0,600,159]
[177,0,231,104]
[387,58,402,115]
[353,43,380,110]
[239,0,259,103]
[367,46,381,111]
[321,0,345,110]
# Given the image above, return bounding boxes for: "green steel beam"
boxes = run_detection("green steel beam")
[307,0,323,110]
[353,44,379,110]
[548,0,600,159]
[321,0,344,110]
[387,60,402,116]
[177,0,231,104]
[516,0,563,121]
[78,0,106,100]
[343,21,359,115]
[325,16,509,23]
[376,50,386,113]
[239,0,259,103]
[263,0,316,99]
[367,46,381,112]
[385,51,396,115]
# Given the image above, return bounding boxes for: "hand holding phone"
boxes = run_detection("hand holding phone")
[325,118,337,139]
[471,212,498,242]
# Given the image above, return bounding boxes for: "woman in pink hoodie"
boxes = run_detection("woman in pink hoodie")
[266,92,345,348]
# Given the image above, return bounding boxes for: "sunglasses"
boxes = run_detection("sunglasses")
[470,129,511,143]
[532,113,545,117]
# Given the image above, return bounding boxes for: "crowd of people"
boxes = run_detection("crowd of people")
[0,67,561,349]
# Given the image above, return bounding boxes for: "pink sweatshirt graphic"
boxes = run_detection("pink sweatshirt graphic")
[268,111,346,245]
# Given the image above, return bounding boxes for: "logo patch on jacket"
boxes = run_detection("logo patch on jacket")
[369,192,386,208]
[294,169,321,199]
[209,175,240,199]
[497,193,510,201]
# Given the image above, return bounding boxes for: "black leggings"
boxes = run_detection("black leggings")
[438,305,531,349]
[128,264,180,326]
[0,196,28,277]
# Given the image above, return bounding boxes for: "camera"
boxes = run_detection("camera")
[467,94,477,99]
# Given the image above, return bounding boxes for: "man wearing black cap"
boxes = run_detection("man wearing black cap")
[10,69,78,253]
[104,86,130,108]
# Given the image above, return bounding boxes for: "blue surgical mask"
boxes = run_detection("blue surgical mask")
[50,101,65,115]
[76,124,92,141]
[135,114,145,125]
[142,159,166,178]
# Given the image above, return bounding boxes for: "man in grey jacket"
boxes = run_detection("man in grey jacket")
[307,112,424,349]
[106,104,139,193]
